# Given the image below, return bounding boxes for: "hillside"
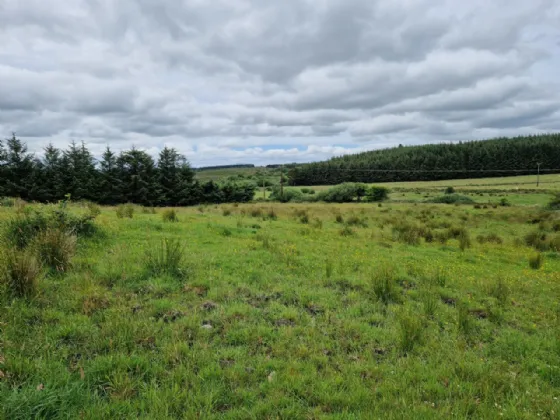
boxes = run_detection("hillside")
[288,134,560,185]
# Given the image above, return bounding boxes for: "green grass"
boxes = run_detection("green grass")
[1,197,560,418]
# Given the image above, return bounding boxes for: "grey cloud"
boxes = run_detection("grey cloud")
[0,0,559,166]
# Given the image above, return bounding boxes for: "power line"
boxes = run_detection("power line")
[289,168,560,173]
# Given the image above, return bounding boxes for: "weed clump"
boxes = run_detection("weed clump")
[346,215,368,227]
[222,208,232,216]
[33,228,77,272]
[398,310,424,353]
[372,266,400,304]
[0,249,42,298]
[528,253,544,270]
[490,277,510,306]
[145,238,186,278]
[162,209,179,222]
[116,204,134,219]
[339,226,355,237]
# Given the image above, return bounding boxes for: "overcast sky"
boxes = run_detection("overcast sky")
[1,0,560,166]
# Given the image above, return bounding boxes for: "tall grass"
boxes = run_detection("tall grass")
[33,228,77,272]
[0,249,43,298]
[162,209,179,222]
[372,265,400,304]
[145,238,186,278]
[116,204,134,219]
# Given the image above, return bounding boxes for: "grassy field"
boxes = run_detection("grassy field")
[1,193,560,418]
[195,167,279,184]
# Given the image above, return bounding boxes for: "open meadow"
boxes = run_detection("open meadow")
[1,189,560,418]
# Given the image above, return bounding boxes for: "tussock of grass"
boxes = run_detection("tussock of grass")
[145,238,186,278]
[0,248,42,298]
[33,228,76,272]
[116,203,134,219]
[161,208,179,222]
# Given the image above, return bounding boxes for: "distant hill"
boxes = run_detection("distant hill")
[288,134,560,185]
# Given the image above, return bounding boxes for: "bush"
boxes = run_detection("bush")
[445,186,456,194]
[365,186,389,202]
[0,249,42,298]
[458,229,472,251]
[428,194,474,205]
[300,188,315,195]
[316,183,368,203]
[222,208,232,216]
[269,187,304,203]
[529,253,544,270]
[33,228,77,272]
[335,214,344,224]
[116,204,134,219]
[145,238,185,278]
[162,209,179,222]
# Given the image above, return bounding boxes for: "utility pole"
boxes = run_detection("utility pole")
[537,162,542,187]
[280,165,284,200]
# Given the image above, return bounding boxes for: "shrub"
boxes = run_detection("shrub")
[445,186,456,194]
[162,209,179,222]
[529,253,543,270]
[365,186,389,202]
[269,187,304,203]
[428,194,474,205]
[222,208,232,216]
[524,230,549,251]
[335,214,344,224]
[392,222,425,246]
[33,228,77,272]
[316,183,368,203]
[299,214,309,224]
[116,204,134,219]
[300,188,315,194]
[145,239,185,278]
[0,249,42,298]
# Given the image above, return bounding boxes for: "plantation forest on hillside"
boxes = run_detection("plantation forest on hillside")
[288,134,560,185]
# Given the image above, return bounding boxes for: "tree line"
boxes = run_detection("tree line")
[287,134,560,185]
[0,134,255,206]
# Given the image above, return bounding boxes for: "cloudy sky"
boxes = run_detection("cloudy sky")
[1,0,560,166]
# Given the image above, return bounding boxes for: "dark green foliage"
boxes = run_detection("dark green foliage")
[316,183,368,203]
[445,186,456,194]
[269,187,304,203]
[428,194,475,205]
[288,134,560,185]
[499,198,511,207]
[365,186,389,202]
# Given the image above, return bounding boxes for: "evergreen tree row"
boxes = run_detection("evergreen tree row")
[0,134,255,206]
[287,134,560,185]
